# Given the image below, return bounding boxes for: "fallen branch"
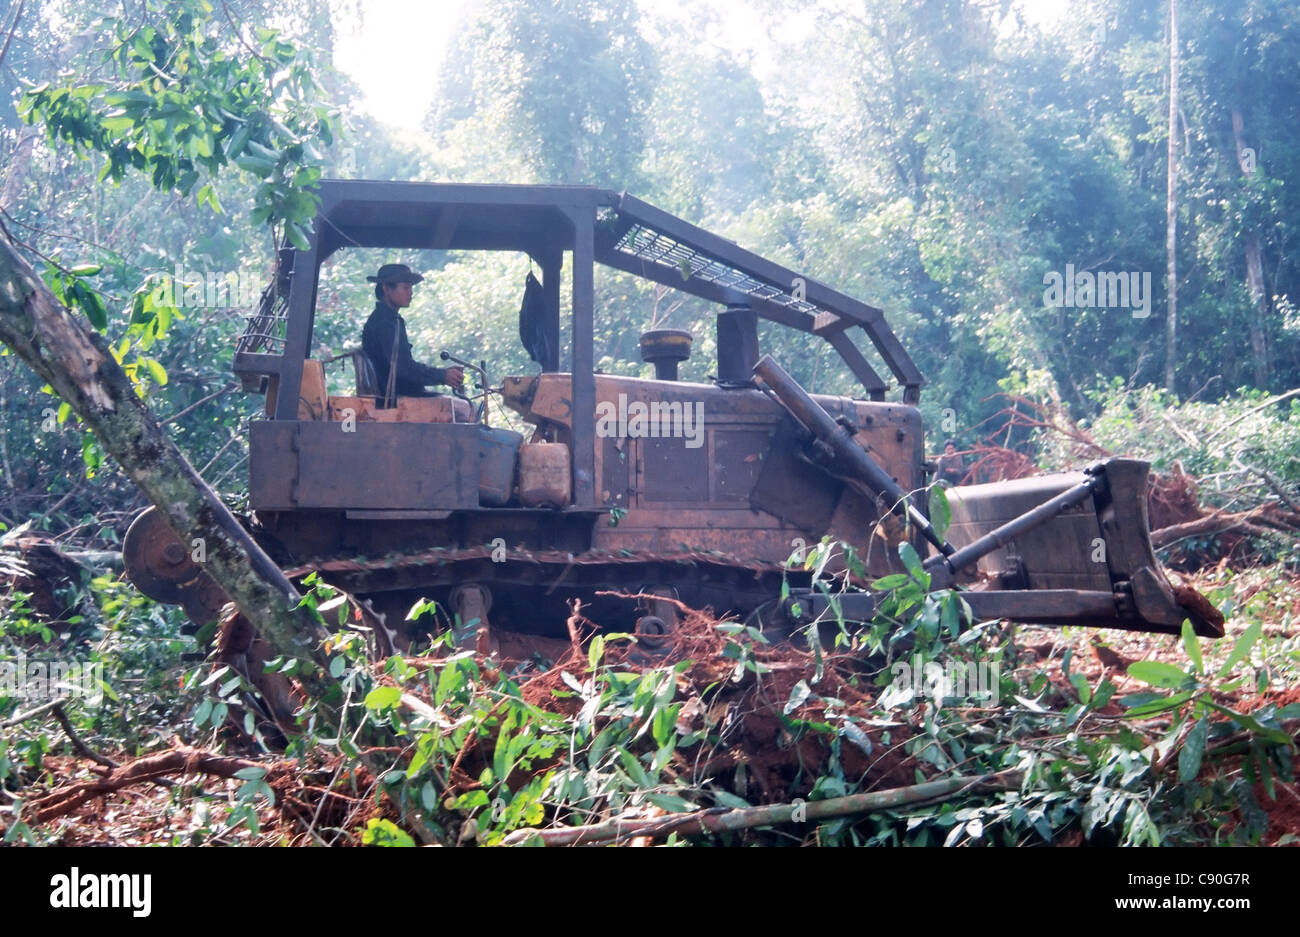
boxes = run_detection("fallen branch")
[0,698,62,728]
[1150,509,1238,547]
[400,692,451,727]
[24,745,279,823]
[1203,387,1300,446]
[60,550,123,571]
[1249,465,1300,516]
[50,703,118,770]
[1161,412,1200,449]
[1150,500,1300,549]
[502,770,1023,846]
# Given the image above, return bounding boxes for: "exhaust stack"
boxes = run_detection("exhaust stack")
[639,329,692,381]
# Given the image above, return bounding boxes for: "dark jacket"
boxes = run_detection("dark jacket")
[936,453,965,486]
[361,302,451,399]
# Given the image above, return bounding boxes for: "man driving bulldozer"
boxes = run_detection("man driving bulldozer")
[935,439,966,487]
[361,263,464,406]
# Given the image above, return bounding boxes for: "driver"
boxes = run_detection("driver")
[361,263,464,404]
[935,439,966,487]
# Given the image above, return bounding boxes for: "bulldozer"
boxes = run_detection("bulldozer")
[122,180,1223,659]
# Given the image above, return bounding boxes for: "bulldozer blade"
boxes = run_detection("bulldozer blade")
[942,459,1224,638]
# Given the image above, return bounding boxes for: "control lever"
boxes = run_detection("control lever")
[441,351,492,425]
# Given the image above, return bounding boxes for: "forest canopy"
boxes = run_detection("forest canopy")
[0,0,1298,852]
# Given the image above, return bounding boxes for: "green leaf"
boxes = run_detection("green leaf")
[1069,672,1092,705]
[1091,679,1116,710]
[364,686,402,710]
[193,698,213,728]
[899,542,926,584]
[1216,620,1261,679]
[1124,689,1195,718]
[618,749,652,787]
[286,221,311,250]
[712,790,751,810]
[784,679,812,715]
[1126,660,1194,689]
[927,486,951,542]
[234,766,268,781]
[71,282,108,330]
[1181,620,1203,675]
[652,705,678,749]
[1114,725,1147,751]
[196,183,222,213]
[939,593,960,638]
[1178,717,1208,783]
[235,154,276,177]
[361,818,415,847]
[1205,702,1292,745]
[645,793,694,812]
[225,124,252,159]
[839,718,874,756]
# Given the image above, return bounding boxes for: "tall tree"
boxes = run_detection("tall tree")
[426,0,656,187]
[1165,0,1180,391]
[1233,108,1270,386]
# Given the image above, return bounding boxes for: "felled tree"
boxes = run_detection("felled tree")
[0,0,340,700]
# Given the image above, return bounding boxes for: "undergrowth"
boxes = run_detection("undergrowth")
[2,543,1297,846]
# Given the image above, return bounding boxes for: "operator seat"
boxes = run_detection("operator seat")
[352,348,380,398]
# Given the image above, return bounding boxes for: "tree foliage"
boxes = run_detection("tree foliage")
[2,0,1299,849]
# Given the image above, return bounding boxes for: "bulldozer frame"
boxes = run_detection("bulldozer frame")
[123,180,1223,644]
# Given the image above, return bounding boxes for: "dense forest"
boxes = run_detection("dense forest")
[0,0,1297,851]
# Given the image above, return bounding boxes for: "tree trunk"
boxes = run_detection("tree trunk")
[0,233,333,702]
[0,128,36,214]
[1231,108,1270,388]
[1164,0,1179,392]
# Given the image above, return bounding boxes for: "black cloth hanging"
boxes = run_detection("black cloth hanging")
[519,272,553,368]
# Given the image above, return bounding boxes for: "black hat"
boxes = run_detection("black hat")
[367,263,424,285]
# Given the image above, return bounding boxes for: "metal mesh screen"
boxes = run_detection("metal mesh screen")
[612,225,823,317]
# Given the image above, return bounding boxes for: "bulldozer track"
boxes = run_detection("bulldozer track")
[284,544,809,636]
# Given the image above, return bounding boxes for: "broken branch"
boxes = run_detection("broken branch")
[24,745,279,823]
[502,770,1023,846]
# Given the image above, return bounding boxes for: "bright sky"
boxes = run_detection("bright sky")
[333,0,1072,128]
[332,0,467,126]
[332,0,810,127]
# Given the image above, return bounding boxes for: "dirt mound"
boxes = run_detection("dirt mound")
[1149,464,1203,530]
[483,599,921,801]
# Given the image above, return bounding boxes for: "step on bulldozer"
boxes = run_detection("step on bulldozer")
[123,181,1223,663]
